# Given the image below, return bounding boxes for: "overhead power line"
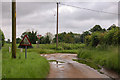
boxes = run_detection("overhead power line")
[59,3,119,15]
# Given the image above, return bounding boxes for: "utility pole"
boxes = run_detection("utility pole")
[12,0,16,58]
[56,2,59,49]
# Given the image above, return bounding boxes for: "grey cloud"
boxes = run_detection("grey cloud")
[1,2,118,40]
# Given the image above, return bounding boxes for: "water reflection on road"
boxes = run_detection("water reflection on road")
[41,53,109,78]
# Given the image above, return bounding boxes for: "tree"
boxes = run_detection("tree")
[16,38,21,44]
[0,29,5,47]
[74,34,81,43]
[53,32,66,43]
[80,31,90,43]
[21,31,38,44]
[85,35,91,46]
[64,34,74,43]
[90,25,103,32]
[44,35,50,44]
[45,32,54,43]
[90,32,100,47]
[107,24,117,30]
[6,39,10,43]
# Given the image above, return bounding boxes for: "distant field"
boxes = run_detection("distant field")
[27,43,85,54]
[2,43,50,78]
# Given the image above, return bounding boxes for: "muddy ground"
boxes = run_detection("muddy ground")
[41,53,116,78]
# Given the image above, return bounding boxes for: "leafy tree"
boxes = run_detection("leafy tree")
[45,32,54,43]
[0,29,5,47]
[38,33,52,44]
[74,34,81,43]
[44,35,51,44]
[104,28,115,45]
[85,35,91,46]
[16,38,21,44]
[53,32,66,43]
[90,32,100,47]
[107,24,117,30]
[39,36,45,44]
[21,31,38,44]
[6,39,10,43]
[90,25,103,32]
[80,31,90,43]
[64,34,74,43]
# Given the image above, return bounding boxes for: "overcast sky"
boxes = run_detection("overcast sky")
[1,1,118,41]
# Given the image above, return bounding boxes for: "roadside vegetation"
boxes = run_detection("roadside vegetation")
[2,44,50,78]
[77,46,119,73]
[1,24,120,78]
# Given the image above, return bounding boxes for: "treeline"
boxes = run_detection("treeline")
[85,24,120,47]
[53,24,120,47]
[4,24,120,47]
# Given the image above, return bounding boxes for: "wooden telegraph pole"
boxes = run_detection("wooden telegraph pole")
[56,2,59,49]
[12,0,16,58]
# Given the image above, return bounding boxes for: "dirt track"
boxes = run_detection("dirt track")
[41,53,109,78]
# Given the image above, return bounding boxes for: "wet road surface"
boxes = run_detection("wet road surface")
[41,53,109,78]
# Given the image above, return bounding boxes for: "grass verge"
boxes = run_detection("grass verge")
[2,44,50,78]
[77,46,119,73]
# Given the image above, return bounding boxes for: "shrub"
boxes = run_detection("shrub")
[61,43,72,50]
[0,29,5,47]
[85,35,91,46]
[90,32,100,47]
[104,28,115,45]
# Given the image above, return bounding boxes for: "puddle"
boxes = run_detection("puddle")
[41,53,110,78]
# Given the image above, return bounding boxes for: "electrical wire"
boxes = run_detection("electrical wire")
[59,3,119,15]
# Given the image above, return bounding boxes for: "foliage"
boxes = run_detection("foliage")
[53,32,81,43]
[90,25,103,32]
[21,31,38,44]
[90,32,100,47]
[80,31,90,43]
[2,44,50,78]
[85,25,120,47]
[77,46,119,73]
[107,24,117,30]
[16,38,21,44]
[0,29,5,47]
[6,39,10,43]
[39,36,51,44]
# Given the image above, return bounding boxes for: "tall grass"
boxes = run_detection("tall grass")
[77,46,119,73]
[2,44,50,78]
[0,49,2,79]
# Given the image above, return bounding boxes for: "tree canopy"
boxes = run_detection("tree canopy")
[0,29,5,47]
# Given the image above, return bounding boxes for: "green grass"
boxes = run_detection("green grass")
[73,59,101,71]
[2,44,50,78]
[2,42,119,78]
[26,43,85,54]
[0,49,2,79]
[77,46,119,73]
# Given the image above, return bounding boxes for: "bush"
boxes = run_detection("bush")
[112,28,120,45]
[85,35,91,46]
[0,29,5,47]
[104,28,115,45]
[90,32,100,47]
[61,43,72,50]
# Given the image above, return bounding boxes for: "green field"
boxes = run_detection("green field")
[0,48,2,79]
[2,44,50,78]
